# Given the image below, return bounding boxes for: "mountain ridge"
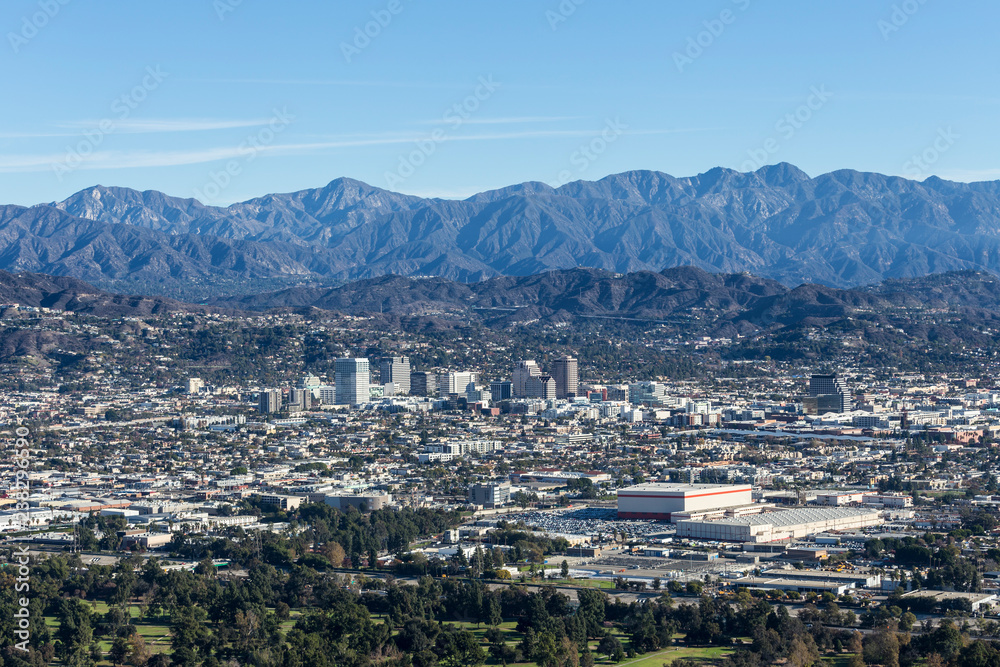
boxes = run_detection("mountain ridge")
[8,163,1000,297]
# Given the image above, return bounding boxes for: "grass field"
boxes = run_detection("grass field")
[46,599,743,666]
[46,602,173,664]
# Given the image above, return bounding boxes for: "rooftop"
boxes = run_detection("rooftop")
[619,483,751,494]
[679,506,880,527]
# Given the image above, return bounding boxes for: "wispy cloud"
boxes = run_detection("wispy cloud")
[0,127,715,174]
[414,115,585,126]
[0,118,276,139]
[56,118,276,133]
[187,77,462,89]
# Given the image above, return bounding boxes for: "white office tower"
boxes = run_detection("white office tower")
[318,386,337,405]
[186,378,204,394]
[512,360,541,397]
[438,371,477,396]
[335,358,370,405]
[380,356,411,394]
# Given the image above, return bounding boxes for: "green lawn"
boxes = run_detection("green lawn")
[619,645,734,667]
[444,618,733,666]
[50,601,736,667]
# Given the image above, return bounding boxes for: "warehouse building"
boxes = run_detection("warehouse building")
[675,507,882,543]
[617,483,753,520]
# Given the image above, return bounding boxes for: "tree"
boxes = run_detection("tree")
[128,633,151,666]
[324,540,347,568]
[598,634,625,662]
[561,560,570,579]
[55,598,95,666]
[486,596,502,627]
[108,637,129,667]
[785,635,820,667]
[863,626,900,667]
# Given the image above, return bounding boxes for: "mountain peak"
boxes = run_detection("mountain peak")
[753,162,810,186]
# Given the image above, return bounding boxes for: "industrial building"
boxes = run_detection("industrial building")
[675,507,882,543]
[616,483,753,520]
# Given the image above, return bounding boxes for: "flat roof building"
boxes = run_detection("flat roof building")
[676,507,882,543]
[617,483,753,520]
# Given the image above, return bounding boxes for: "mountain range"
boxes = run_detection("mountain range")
[2,164,1000,297]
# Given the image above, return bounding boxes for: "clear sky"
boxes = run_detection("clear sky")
[1,0,997,205]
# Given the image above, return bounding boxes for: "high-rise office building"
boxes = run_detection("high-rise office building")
[318,386,336,405]
[258,389,282,414]
[335,358,370,405]
[289,388,312,412]
[551,355,579,399]
[806,373,850,413]
[186,378,204,394]
[525,375,557,400]
[512,360,541,397]
[490,380,513,402]
[438,371,477,396]
[380,356,411,394]
[410,371,437,397]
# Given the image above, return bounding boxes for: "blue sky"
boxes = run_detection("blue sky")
[1,0,997,205]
